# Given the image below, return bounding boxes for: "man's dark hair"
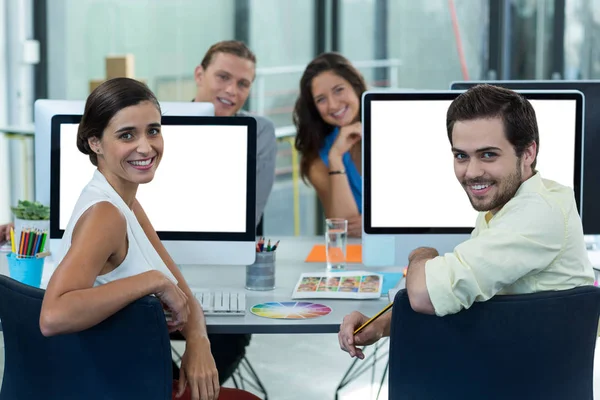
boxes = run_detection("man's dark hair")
[446,84,539,168]
[200,40,256,70]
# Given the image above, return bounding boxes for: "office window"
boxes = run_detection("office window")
[565,0,600,79]
[340,0,380,85]
[248,0,315,128]
[510,0,557,80]
[248,0,317,236]
[47,0,235,101]
[340,0,377,62]
[387,0,489,89]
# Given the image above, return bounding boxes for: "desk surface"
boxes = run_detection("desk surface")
[178,236,396,334]
[3,236,599,334]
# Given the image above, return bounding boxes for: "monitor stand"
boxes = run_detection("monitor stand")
[362,233,470,267]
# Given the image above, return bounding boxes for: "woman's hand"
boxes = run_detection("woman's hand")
[329,122,362,162]
[176,336,220,400]
[154,276,190,333]
[348,215,362,237]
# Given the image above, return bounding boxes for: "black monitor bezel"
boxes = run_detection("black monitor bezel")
[50,115,257,241]
[363,90,584,235]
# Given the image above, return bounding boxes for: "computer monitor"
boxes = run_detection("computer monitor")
[362,90,584,267]
[48,114,256,266]
[34,99,215,205]
[450,80,600,236]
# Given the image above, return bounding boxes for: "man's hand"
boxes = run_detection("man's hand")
[176,336,219,400]
[338,311,386,359]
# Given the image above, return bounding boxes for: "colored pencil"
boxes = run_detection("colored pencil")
[18,229,25,256]
[10,227,15,254]
[26,230,35,256]
[35,251,51,259]
[34,231,43,255]
[39,232,47,253]
[353,302,394,335]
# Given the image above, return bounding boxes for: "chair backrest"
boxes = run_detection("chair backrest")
[389,287,600,400]
[0,275,172,400]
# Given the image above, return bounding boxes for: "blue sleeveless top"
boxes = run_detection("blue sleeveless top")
[318,127,363,214]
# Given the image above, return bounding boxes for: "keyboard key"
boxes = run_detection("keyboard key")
[192,289,245,316]
[237,293,246,312]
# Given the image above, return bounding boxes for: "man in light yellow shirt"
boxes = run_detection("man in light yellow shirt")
[339,84,594,360]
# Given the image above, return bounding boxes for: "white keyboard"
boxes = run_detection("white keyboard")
[193,289,246,316]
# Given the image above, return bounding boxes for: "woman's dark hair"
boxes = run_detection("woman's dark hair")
[446,84,539,168]
[293,52,367,180]
[77,77,161,166]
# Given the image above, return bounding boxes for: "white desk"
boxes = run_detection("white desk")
[7,237,597,335]
[179,236,394,334]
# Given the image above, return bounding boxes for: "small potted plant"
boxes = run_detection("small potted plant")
[11,200,50,253]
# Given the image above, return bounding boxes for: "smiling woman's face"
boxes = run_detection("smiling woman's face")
[90,100,163,186]
[311,70,360,127]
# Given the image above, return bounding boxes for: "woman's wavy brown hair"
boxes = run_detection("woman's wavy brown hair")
[293,52,367,181]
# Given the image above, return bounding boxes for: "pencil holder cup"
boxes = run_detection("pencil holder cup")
[246,251,276,291]
[6,252,45,288]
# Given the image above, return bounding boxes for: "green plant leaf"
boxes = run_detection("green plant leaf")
[11,199,50,220]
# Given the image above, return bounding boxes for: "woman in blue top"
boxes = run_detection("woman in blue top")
[294,53,367,237]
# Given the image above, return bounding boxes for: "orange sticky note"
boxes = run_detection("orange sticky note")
[305,244,362,263]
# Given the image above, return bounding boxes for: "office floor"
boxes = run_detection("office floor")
[2,332,600,399]
[176,334,390,399]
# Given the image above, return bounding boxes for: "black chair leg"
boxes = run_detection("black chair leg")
[335,338,389,399]
[231,356,269,399]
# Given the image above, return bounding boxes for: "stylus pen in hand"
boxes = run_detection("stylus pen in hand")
[353,302,394,335]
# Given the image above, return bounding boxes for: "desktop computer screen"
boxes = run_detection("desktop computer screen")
[362,90,584,266]
[451,80,600,236]
[47,115,257,266]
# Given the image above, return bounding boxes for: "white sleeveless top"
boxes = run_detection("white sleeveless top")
[54,170,178,287]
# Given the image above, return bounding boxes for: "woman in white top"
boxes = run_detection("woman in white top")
[40,78,219,400]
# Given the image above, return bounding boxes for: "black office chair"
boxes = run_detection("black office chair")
[0,275,172,400]
[389,287,600,400]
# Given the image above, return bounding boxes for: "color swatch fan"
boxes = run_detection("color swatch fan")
[250,301,332,319]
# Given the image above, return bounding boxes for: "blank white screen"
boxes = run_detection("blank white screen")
[59,123,248,232]
[370,99,577,228]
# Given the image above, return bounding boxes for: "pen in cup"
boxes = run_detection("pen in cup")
[256,237,280,253]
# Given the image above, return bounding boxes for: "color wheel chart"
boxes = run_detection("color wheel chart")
[250,301,332,319]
